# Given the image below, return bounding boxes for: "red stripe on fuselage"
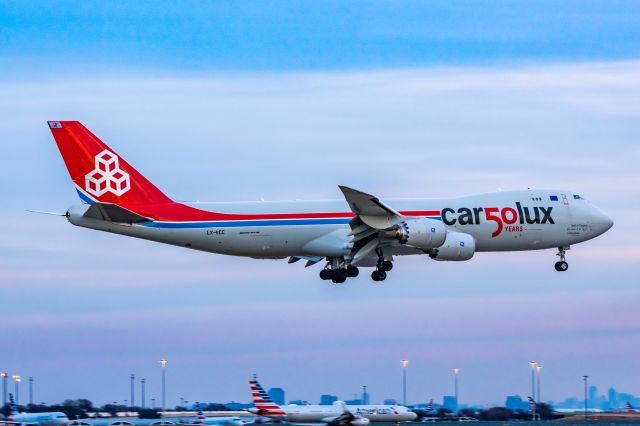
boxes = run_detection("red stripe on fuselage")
[112,202,441,223]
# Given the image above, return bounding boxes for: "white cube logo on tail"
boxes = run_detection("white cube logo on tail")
[85,149,130,197]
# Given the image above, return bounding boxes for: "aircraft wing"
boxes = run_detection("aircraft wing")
[338,186,403,229]
[83,202,152,224]
[339,186,405,266]
[321,401,363,426]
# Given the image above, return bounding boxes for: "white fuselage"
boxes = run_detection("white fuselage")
[10,412,69,426]
[277,404,416,423]
[67,189,612,260]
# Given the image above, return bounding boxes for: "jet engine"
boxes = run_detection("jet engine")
[349,418,370,426]
[429,231,475,261]
[392,218,447,249]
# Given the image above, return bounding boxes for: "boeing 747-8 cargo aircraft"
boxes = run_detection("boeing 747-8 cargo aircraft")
[46,121,613,283]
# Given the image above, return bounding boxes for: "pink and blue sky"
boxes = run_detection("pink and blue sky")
[0,1,639,407]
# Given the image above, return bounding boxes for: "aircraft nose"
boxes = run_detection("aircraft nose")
[592,207,614,235]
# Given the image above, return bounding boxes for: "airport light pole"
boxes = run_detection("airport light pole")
[529,361,536,400]
[583,376,588,420]
[1,373,7,406]
[12,375,21,405]
[400,359,408,406]
[452,368,460,412]
[141,378,146,409]
[159,359,168,412]
[130,374,135,410]
[151,398,156,408]
[28,377,33,405]
[535,365,542,403]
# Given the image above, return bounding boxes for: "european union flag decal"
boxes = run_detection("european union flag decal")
[550,195,559,201]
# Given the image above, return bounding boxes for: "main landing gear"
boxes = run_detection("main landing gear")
[554,246,569,272]
[371,249,393,282]
[320,264,359,284]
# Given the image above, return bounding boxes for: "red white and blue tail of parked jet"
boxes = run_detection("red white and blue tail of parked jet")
[248,376,413,425]
[47,121,613,283]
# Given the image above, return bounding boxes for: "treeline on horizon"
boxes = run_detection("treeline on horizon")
[417,404,556,421]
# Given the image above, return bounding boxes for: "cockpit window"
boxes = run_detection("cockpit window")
[573,194,583,200]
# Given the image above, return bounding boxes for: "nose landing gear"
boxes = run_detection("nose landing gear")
[554,246,569,272]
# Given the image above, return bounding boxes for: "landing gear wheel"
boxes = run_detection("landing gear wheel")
[555,246,570,272]
[381,260,393,272]
[320,269,333,280]
[332,268,348,283]
[346,265,359,278]
[554,261,568,272]
[371,270,387,281]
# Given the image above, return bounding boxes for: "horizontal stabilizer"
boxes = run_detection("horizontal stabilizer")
[83,202,152,224]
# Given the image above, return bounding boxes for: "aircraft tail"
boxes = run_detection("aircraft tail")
[8,393,19,417]
[426,399,433,412]
[194,402,206,424]
[47,121,172,206]
[249,376,286,417]
[527,396,537,412]
[627,402,635,413]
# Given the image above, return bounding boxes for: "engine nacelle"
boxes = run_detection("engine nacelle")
[429,231,475,261]
[350,418,370,426]
[393,218,447,249]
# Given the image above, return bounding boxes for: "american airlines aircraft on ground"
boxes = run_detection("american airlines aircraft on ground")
[46,121,613,283]
[248,377,416,425]
[3,394,69,426]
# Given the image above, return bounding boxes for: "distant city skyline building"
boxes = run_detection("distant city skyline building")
[443,396,457,412]
[225,401,253,410]
[553,386,640,411]
[589,386,598,405]
[362,387,370,405]
[505,395,530,411]
[320,394,338,405]
[268,388,285,406]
